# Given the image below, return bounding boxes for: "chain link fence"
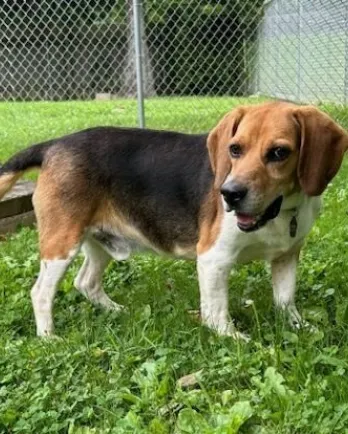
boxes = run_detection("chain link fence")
[1,1,348,125]
[257,0,348,105]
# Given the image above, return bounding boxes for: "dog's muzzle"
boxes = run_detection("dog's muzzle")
[220,181,283,232]
[220,182,248,210]
[234,196,284,232]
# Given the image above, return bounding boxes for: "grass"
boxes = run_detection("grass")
[1,97,348,433]
[0,97,258,163]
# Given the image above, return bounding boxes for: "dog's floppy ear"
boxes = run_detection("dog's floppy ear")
[294,106,348,196]
[207,107,245,189]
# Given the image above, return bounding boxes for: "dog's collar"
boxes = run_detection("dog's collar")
[280,191,305,238]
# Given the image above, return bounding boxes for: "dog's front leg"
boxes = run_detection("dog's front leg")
[197,256,248,341]
[271,248,305,328]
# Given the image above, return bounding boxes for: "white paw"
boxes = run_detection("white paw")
[38,331,62,340]
[90,295,124,312]
[229,330,251,342]
[107,301,125,312]
[289,317,318,333]
[211,322,251,342]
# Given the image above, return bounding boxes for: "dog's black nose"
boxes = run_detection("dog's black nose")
[220,182,248,207]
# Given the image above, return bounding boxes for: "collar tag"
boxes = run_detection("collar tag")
[290,215,298,238]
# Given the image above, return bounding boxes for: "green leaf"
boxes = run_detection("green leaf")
[175,409,210,434]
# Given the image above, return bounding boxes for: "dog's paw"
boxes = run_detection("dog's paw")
[229,330,251,342]
[215,323,251,342]
[107,301,125,312]
[289,317,318,333]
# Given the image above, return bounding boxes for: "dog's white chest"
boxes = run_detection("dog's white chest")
[209,195,321,264]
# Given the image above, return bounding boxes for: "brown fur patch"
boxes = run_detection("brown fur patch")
[33,160,98,260]
[196,187,223,255]
[293,106,348,195]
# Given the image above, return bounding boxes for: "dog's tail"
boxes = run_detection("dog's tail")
[0,141,53,199]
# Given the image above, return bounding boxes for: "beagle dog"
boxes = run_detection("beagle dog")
[0,101,347,338]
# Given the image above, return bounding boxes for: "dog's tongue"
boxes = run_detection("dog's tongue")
[236,213,257,226]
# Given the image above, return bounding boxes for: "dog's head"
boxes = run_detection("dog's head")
[208,102,348,232]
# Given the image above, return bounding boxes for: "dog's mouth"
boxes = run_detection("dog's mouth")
[234,196,283,232]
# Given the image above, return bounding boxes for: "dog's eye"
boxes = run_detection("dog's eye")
[266,146,291,162]
[229,144,243,158]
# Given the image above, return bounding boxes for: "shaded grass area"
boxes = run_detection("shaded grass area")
[1,97,348,432]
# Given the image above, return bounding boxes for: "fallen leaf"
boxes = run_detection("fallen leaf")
[177,370,203,388]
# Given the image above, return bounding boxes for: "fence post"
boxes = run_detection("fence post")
[132,0,145,128]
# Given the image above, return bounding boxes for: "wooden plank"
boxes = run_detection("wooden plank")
[0,211,36,234]
[0,180,35,219]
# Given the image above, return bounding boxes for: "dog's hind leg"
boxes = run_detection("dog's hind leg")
[31,211,84,336]
[31,253,79,336]
[31,168,91,337]
[74,237,124,312]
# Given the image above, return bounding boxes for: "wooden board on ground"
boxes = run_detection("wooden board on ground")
[0,181,36,234]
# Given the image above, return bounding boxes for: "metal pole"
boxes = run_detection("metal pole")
[133,0,145,128]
